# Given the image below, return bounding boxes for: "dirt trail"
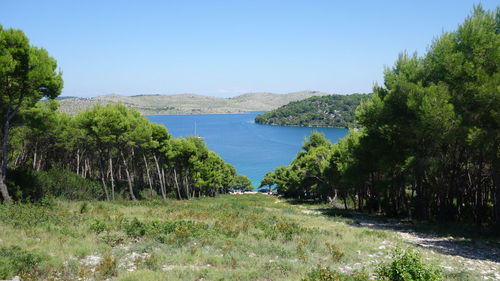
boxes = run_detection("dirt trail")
[293,203,499,279]
[355,218,500,280]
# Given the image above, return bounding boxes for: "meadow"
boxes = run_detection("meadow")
[1,194,497,281]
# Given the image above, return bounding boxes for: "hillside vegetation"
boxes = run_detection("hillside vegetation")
[57,91,330,115]
[1,195,493,281]
[254,94,370,128]
[261,7,500,227]
[6,102,252,202]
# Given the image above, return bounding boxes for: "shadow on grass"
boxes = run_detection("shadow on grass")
[285,198,328,206]
[315,207,500,264]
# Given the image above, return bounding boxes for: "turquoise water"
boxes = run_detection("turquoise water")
[148,112,348,187]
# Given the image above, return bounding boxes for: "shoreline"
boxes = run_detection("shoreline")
[254,121,351,130]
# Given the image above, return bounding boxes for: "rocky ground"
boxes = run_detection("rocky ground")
[319,208,500,280]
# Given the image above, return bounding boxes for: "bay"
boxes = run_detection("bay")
[148,112,348,187]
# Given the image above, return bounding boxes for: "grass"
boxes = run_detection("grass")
[0,194,496,280]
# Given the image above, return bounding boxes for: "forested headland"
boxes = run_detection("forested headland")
[260,6,500,227]
[255,93,371,128]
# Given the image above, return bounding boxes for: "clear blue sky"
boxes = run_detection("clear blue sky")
[1,0,497,97]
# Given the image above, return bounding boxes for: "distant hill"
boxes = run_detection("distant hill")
[254,93,371,128]
[57,91,330,115]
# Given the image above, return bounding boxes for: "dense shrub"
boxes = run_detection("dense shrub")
[89,218,109,234]
[123,217,146,237]
[6,168,44,202]
[0,246,43,279]
[7,167,104,201]
[376,248,442,281]
[0,202,73,229]
[36,167,105,200]
[89,217,213,242]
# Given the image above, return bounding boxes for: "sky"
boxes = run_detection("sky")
[1,0,498,98]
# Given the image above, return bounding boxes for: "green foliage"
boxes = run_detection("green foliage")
[79,201,90,214]
[261,132,337,201]
[90,218,109,234]
[97,230,127,246]
[5,168,44,202]
[7,167,104,201]
[7,101,244,202]
[36,167,105,200]
[0,195,485,280]
[262,6,500,226]
[256,216,306,241]
[376,248,442,281]
[0,246,43,279]
[0,24,63,201]
[231,174,253,190]
[0,200,80,230]
[255,94,371,128]
[123,217,147,237]
[325,242,345,262]
[302,266,369,281]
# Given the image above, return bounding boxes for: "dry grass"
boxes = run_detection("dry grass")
[0,195,496,280]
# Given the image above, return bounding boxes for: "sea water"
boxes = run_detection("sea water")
[148,112,348,187]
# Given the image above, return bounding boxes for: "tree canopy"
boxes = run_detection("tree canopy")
[0,25,63,201]
[6,102,250,201]
[255,94,371,128]
[262,6,500,226]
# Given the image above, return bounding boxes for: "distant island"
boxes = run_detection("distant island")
[57,91,330,115]
[254,93,371,128]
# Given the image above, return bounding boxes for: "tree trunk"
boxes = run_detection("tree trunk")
[76,149,80,175]
[98,155,110,201]
[32,143,37,170]
[173,167,182,199]
[120,151,137,200]
[0,119,12,202]
[184,173,191,199]
[161,167,167,198]
[143,153,154,198]
[493,156,500,228]
[153,154,166,200]
[109,151,115,200]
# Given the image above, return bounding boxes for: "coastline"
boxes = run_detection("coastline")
[254,120,351,130]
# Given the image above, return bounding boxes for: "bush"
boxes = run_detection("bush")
[302,266,369,281]
[90,218,109,234]
[36,167,105,200]
[0,246,43,279]
[118,218,212,243]
[325,242,344,262]
[123,218,146,237]
[97,230,127,246]
[6,167,105,201]
[376,248,442,281]
[139,188,160,200]
[6,168,44,202]
[95,252,117,279]
[0,202,70,229]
